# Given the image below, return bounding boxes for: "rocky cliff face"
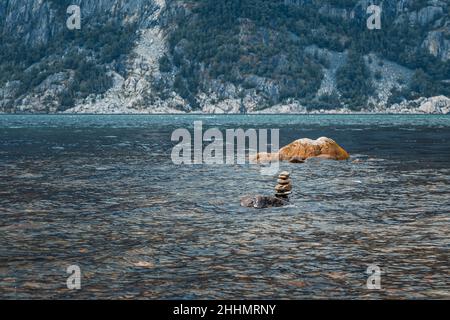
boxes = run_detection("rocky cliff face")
[288,0,449,63]
[0,0,156,46]
[0,0,163,113]
[0,0,449,114]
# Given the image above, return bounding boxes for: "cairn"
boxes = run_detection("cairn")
[240,171,292,208]
[275,171,292,199]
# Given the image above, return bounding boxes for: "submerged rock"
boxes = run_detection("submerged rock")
[288,156,305,163]
[240,195,288,209]
[251,137,350,163]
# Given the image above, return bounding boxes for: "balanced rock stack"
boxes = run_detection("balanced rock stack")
[275,171,292,199]
[240,171,292,208]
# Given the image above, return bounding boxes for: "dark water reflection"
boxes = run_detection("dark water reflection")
[0,115,449,299]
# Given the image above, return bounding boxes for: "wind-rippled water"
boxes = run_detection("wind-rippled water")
[0,114,449,299]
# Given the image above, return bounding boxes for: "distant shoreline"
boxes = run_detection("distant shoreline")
[1,113,449,116]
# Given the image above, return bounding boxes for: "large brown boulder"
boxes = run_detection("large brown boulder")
[251,137,349,163]
[279,137,350,161]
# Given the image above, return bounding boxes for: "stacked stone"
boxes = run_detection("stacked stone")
[275,171,292,199]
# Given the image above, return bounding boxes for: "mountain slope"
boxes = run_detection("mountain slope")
[1,0,449,113]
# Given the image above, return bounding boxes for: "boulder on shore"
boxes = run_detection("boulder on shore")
[250,137,349,163]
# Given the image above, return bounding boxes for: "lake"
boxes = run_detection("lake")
[0,114,449,299]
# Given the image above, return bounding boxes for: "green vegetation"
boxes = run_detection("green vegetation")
[0,8,137,111]
[165,0,331,107]
[163,0,450,109]
[336,50,373,110]
[1,0,449,111]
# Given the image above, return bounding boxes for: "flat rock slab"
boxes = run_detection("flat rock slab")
[240,195,289,209]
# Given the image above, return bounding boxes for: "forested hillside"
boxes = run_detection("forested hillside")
[163,0,450,110]
[0,0,449,113]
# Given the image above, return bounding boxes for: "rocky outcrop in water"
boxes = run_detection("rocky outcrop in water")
[251,137,350,163]
[240,195,288,209]
[280,137,350,161]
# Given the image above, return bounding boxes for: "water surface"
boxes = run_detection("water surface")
[0,115,449,299]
